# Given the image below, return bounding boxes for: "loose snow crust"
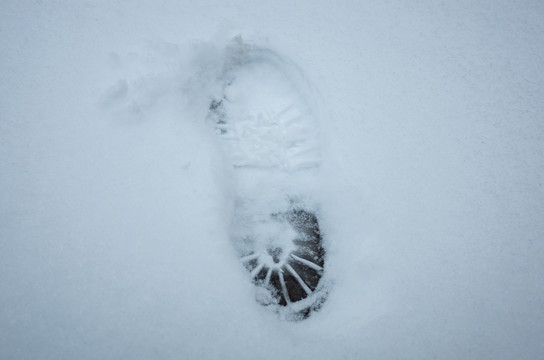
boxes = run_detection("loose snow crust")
[2,1,544,360]
[214,54,320,170]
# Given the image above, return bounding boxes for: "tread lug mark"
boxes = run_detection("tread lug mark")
[241,209,326,315]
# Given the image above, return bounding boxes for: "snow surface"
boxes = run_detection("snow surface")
[1,1,544,359]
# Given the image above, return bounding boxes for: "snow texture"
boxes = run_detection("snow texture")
[1,1,544,359]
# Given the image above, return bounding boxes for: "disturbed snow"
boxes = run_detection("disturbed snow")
[1,1,544,359]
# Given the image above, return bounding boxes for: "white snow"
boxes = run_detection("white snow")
[1,1,544,359]
[217,60,320,170]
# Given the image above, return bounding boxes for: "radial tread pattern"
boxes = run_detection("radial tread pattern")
[237,208,326,317]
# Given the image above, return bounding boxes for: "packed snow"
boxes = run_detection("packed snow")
[1,1,544,359]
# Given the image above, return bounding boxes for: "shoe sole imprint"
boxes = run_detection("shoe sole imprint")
[208,39,327,319]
